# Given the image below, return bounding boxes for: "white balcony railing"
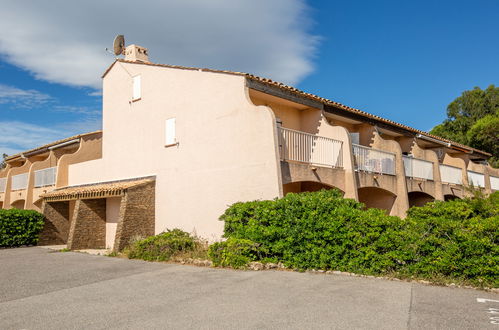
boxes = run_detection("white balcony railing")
[439,164,462,185]
[467,171,485,188]
[34,167,57,188]
[352,144,395,175]
[403,156,433,180]
[278,127,343,168]
[0,177,6,193]
[491,176,499,191]
[11,173,28,191]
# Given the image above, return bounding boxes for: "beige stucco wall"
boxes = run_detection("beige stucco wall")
[25,151,58,211]
[56,133,102,188]
[69,63,281,240]
[370,132,410,217]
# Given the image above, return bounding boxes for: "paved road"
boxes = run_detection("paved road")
[0,247,498,329]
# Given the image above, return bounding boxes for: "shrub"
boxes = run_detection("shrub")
[208,238,259,268]
[125,229,206,261]
[404,194,498,287]
[212,189,498,287]
[0,209,45,247]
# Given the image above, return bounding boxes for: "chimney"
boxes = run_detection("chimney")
[124,44,149,63]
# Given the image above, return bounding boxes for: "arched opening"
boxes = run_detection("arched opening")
[283,181,343,196]
[358,187,396,214]
[0,201,3,209]
[444,194,460,201]
[408,191,434,207]
[11,199,25,209]
[33,198,44,212]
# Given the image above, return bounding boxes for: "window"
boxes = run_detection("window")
[165,118,177,146]
[350,132,360,145]
[132,75,141,101]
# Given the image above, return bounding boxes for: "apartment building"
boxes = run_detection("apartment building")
[2,44,498,251]
[0,131,102,211]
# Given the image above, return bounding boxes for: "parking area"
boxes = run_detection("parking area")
[0,247,497,329]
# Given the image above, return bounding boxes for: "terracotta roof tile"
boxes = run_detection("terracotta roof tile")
[107,60,490,157]
[42,177,154,200]
[6,131,102,161]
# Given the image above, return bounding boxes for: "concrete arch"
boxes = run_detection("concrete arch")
[358,187,396,214]
[408,191,434,207]
[33,198,44,209]
[283,180,344,196]
[444,194,461,201]
[11,199,26,209]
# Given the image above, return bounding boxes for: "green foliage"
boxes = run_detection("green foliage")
[125,229,204,261]
[0,153,7,169]
[208,238,259,269]
[0,209,45,247]
[467,113,499,167]
[212,189,499,287]
[404,194,498,287]
[430,85,499,167]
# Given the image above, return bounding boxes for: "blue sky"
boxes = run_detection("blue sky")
[1,0,498,156]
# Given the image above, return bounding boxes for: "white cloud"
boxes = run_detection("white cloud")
[0,0,319,90]
[52,105,101,116]
[0,84,51,108]
[0,119,102,157]
[0,121,64,156]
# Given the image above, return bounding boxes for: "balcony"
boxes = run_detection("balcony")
[0,177,6,193]
[11,173,28,191]
[439,164,462,185]
[352,144,395,175]
[467,170,485,188]
[34,167,57,188]
[278,127,343,168]
[491,176,499,191]
[403,156,433,180]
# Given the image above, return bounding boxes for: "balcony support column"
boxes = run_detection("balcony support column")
[371,132,409,218]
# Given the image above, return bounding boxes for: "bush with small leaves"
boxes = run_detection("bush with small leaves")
[212,189,498,288]
[0,209,45,247]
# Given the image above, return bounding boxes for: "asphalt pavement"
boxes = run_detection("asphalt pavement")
[0,247,498,329]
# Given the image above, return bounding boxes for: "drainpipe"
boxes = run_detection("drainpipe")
[416,134,451,147]
[48,139,80,150]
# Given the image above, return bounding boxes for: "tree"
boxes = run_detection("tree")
[0,153,7,169]
[430,85,499,167]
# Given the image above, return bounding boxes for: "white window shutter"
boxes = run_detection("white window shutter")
[133,75,141,100]
[165,118,176,145]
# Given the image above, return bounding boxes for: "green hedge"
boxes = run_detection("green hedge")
[0,209,45,247]
[214,189,498,287]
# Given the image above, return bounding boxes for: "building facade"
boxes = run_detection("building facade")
[2,45,498,250]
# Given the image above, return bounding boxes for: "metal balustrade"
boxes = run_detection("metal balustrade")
[352,144,395,175]
[491,176,499,191]
[11,173,28,191]
[34,167,57,187]
[0,177,6,193]
[278,127,343,168]
[467,170,485,188]
[403,156,433,180]
[439,164,462,185]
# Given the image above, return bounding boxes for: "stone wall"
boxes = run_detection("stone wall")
[114,181,155,251]
[39,201,70,245]
[67,199,106,249]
